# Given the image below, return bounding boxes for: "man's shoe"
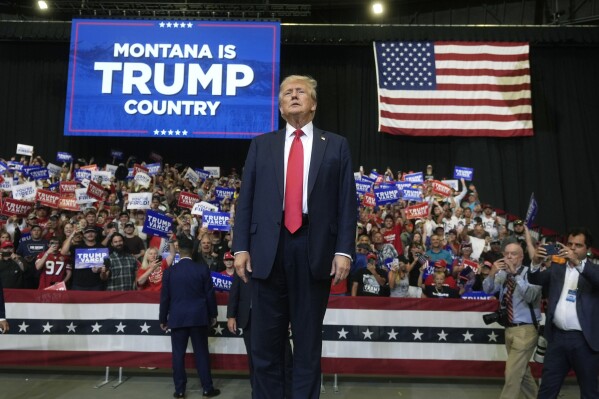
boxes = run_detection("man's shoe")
[203,388,220,397]
[173,392,185,398]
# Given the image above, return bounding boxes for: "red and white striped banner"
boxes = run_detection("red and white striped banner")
[0,290,542,377]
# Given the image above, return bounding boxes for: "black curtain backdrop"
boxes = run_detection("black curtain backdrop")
[1,26,599,240]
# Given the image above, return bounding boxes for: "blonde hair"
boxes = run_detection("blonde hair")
[278,75,317,103]
[140,247,159,270]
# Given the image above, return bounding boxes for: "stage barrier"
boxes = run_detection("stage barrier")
[1,290,542,377]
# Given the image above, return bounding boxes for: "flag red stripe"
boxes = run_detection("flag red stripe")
[435,41,529,47]
[380,125,534,137]
[436,82,530,92]
[381,110,533,122]
[436,68,530,77]
[435,52,529,62]
[380,96,531,107]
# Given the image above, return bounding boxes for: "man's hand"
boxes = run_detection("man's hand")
[160,323,168,331]
[0,319,9,333]
[234,252,252,283]
[227,318,237,334]
[330,255,351,285]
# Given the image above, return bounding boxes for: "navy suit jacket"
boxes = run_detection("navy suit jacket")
[226,274,251,329]
[159,258,217,328]
[232,127,356,280]
[528,260,599,351]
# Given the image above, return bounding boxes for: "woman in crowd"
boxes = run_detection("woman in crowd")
[136,241,176,291]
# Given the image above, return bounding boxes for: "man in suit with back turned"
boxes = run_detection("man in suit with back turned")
[233,74,357,398]
[160,237,220,398]
[528,227,599,398]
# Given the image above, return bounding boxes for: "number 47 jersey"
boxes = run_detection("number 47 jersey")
[35,252,73,289]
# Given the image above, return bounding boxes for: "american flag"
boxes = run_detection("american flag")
[374,41,533,137]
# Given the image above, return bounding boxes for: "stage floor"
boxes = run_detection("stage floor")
[0,367,581,398]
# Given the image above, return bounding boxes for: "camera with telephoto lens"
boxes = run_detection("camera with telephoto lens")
[482,308,508,327]
[533,325,547,363]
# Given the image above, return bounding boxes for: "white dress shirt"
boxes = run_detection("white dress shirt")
[283,122,313,214]
[553,259,586,331]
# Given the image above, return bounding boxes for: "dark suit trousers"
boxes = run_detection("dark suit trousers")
[538,328,599,399]
[170,326,214,394]
[251,226,330,399]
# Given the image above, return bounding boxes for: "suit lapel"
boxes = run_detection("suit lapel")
[308,128,327,199]
[271,129,286,200]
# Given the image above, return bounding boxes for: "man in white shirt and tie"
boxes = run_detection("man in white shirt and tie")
[233,75,356,398]
[529,227,599,398]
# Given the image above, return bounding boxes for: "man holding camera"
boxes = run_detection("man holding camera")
[483,243,541,399]
[528,228,599,398]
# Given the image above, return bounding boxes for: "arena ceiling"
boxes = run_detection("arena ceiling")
[1,0,599,25]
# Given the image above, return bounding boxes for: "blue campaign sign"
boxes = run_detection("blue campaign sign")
[57,152,73,163]
[195,169,211,180]
[65,19,281,139]
[374,184,400,205]
[74,247,110,269]
[215,186,235,200]
[146,163,162,176]
[74,168,92,181]
[404,172,424,184]
[355,179,372,195]
[524,192,538,228]
[461,291,493,300]
[0,161,7,174]
[396,181,413,192]
[401,188,423,202]
[454,166,474,181]
[7,161,23,172]
[143,210,174,237]
[111,150,124,160]
[211,272,233,292]
[29,167,50,180]
[203,211,231,231]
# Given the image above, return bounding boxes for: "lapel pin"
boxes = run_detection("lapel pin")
[321,136,325,141]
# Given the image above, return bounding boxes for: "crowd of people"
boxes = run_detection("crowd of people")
[0,153,586,298]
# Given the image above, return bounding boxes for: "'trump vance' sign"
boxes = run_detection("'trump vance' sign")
[65,19,280,139]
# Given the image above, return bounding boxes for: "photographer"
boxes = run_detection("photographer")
[528,228,599,398]
[482,243,541,399]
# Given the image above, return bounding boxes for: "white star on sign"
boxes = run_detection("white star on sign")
[437,330,448,341]
[387,329,398,340]
[140,323,151,334]
[173,22,179,28]
[154,129,159,135]
[18,321,29,332]
[412,329,423,341]
[168,129,173,135]
[161,129,166,135]
[463,330,473,342]
[159,22,165,28]
[214,324,224,335]
[166,22,172,28]
[42,322,53,333]
[187,22,193,28]
[337,328,348,339]
[115,322,126,333]
[488,331,498,342]
[362,328,373,340]
[91,322,102,333]
[66,322,77,333]
[182,130,188,136]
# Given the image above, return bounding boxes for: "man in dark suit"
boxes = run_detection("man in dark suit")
[0,277,8,333]
[528,227,599,398]
[160,238,220,398]
[233,75,356,398]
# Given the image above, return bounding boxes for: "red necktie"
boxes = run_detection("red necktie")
[504,276,516,323]
[285,129,304,233]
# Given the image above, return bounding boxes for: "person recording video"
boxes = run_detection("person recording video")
[482,243,541,399]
